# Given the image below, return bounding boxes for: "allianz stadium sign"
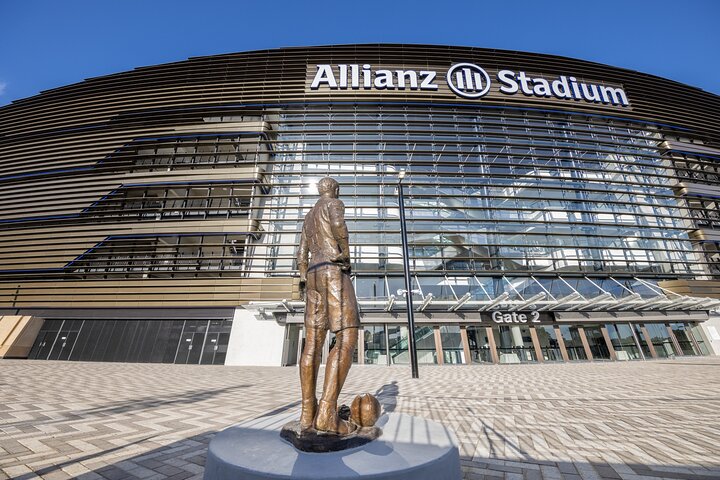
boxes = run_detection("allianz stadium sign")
[309,63,630,107]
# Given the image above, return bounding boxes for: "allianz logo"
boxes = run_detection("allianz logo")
[310,63,629,107]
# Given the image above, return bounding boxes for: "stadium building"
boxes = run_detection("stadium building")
[0,44,719,366]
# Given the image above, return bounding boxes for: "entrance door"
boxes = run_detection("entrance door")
[466,326,493,363]
[186,332,205,364]
[47,320,83,360]
[282,325,302,366]
[493,325,537,363]
[29,330,57,360]
[175,321,206,364]
[558,325,587,361]
[606,323,642,360]
[50,332,78,360]
[199,320,232,365]
[583,325,611,360]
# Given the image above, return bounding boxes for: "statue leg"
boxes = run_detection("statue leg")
[300,290,326,430]
[314,326,358,434]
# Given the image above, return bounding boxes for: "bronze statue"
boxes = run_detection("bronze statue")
[282,177,382,452]
[296,177,361,435]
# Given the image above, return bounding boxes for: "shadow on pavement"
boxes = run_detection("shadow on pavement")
[374,380,399,413]
[33,411,714,480]
[3,384,251,429]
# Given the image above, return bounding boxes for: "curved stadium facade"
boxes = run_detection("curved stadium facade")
[0,44,719,366]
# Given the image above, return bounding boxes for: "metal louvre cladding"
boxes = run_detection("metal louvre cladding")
[0,44,719,310]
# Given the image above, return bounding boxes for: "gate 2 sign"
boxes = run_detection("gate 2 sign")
[482,311,555,324]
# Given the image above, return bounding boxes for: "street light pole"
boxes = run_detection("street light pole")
[397,170,419,379]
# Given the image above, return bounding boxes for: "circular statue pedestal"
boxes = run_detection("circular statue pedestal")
[204,411,461,480]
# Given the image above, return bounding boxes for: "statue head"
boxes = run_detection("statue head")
[317,177,340,198]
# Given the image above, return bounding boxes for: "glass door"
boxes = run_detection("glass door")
[199,320,231,365]
[583,325,611,360]
[535,325,563,361]
[493,325,537,363]
[632,324,652,357]
[282,325,302,366]
[363,325,387,365]
[387,325,438,365]
[48,320,83,360]
[28,329,58,360]
[689,324,709,355]
[605,323,642,360]
[558,325,587,360]
[466,325,493,363]
[174,321,205,364]
[644,323,676,357]
[439,326,464,364]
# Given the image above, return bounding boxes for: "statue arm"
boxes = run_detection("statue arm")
[328,199,351,270]
[297,220,309,283]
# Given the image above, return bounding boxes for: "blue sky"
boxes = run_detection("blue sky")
[1,0,718,106]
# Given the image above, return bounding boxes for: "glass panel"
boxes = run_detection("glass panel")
[632,324,652,357]
[363,325,387,365]
[669,323,699,355]
[415,326,438,364]
[605,323,642,360]
[644,323,676,357]
[689,324,709,355]
[387,325,437,364]
[387,325,409,365]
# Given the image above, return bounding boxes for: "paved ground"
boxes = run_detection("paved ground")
[0,358,719,480]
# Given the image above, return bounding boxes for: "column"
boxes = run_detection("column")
[687,324,703,355]
[577,326,594,361]
[640,325,657,358]
[554,326,570,362]
[666,325,683,356]
[529,327,543,363]
[434,326,444,365]
[486,326,499,364]
[357,326,365,365]
[460,326,472,365]
[600,325,617,361]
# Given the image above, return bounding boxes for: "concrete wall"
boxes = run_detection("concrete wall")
[225,308,286,366]
[0,316,44,358]
[701,315,720,355]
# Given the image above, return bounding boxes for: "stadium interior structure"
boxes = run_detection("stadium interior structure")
[1,44,720,366]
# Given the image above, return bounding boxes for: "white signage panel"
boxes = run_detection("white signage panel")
[309,63,630,108]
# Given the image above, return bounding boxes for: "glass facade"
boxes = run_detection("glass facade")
[253,106,702,288]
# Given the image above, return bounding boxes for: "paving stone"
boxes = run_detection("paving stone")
[0,358,718,479]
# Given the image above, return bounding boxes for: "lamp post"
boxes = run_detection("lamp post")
[397,170,419,379]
